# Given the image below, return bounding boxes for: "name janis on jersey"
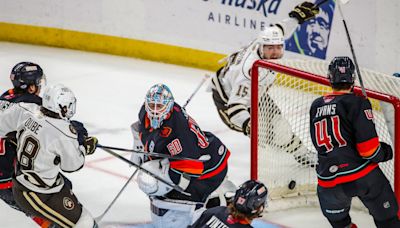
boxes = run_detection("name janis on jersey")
[206,215,228,228]
[24,118,42,135]
[315,104,336,118]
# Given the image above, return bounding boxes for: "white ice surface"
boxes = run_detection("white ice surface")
[0,42,374,228]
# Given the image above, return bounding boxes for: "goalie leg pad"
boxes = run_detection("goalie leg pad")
[150,197,203,228]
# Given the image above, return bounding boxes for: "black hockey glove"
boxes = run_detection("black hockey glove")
[243,119,251,136]
[83,136,98,155]
[70,120,88,146]
[367,142,393,163]
[289,1,320,24]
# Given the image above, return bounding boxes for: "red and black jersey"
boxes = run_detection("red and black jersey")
[138,103,230,185]
[0,89,42,189]
[191,206,252,228]
[310,92,381,188]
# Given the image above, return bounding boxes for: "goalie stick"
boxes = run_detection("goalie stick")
[100,146,190,196]
[97,144,210,162]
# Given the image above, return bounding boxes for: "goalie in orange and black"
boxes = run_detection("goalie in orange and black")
[131,83,230,227]
[309,56,400,228]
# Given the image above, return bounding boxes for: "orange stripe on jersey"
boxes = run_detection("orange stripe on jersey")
[199,150,230,180]
[357,137,379,157]
[170,160,204,175]
[318,163,378,188]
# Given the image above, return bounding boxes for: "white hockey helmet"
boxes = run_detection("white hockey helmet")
[258,26,284,59]
[137,159,174,196]
[42,84,77,120]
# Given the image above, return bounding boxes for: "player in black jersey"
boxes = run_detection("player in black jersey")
[191,180,267,228]
[132,83,230,227]
[310,57,400,228]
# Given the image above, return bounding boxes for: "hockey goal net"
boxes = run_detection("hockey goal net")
[251,59,400,210]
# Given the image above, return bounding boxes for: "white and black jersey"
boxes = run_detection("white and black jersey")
[208,18,298,133]
[0,103,85,194]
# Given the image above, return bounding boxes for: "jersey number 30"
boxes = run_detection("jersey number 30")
[314,116,347,152]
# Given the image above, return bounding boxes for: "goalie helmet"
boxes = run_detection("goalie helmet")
[10,62,46,90]
[257,26,284,59]
[233,180,268,216]
[328,56,355,87]
[145,84,174,129]
[42,84,77,120]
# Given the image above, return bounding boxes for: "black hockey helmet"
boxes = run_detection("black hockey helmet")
[328,56,355,87]
[10,62,45,90]
[233,180,268,216]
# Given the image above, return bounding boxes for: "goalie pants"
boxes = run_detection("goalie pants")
[317,168,400,228]
[12,178,82,228]
[165,165,228,203]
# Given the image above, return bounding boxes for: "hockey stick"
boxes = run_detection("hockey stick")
[182,74,211,109]
[95,168,138,222]
[97,144,210,162]
[99,146,191,196]
[337,0,367,97]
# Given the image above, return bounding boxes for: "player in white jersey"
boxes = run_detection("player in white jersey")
[0,84,98,228]
[209,1,320,167]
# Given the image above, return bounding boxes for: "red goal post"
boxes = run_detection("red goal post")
[250,59,400,206]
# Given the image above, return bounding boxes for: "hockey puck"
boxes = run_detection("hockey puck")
[288,180,296,190]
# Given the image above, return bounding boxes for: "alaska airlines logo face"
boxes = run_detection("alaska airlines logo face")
[204,0,282,31]
[285,0,336,59]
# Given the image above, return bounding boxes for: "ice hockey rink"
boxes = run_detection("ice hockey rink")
[0,42,376,228]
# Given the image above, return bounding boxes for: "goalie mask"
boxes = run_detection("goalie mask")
[328,56,355,87]
[233,180,268,217]
[10,62,46,91]
[257,26,284,59]
[145,84,174,129]
[137,159,173,196]
[42,84,77,120]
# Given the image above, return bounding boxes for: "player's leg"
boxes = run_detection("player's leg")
[356,168,400,228]
[0,187,57,227]
[12,178,97,228]
[317,185,354,228]
[261,93,317,167]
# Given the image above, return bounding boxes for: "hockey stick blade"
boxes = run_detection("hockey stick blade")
[97,144,208,162]
[99,146,191,196]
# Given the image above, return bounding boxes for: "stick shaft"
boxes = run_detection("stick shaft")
[182,74,211,109]
[95,169,138,222]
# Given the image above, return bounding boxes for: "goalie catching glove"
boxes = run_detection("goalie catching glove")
[289,1,320,24]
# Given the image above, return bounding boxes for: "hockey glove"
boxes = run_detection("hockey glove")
[83,136,97,155]
[243,119,251,136]
[70,120,88,146]
[366,142,393,163]
[289,1,320,24]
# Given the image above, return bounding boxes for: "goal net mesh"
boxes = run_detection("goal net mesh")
[251,59,400,210]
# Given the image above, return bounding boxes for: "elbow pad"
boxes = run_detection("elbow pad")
[368,142,393,163]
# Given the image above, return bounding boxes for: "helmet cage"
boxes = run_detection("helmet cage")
[145,84,174,129]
